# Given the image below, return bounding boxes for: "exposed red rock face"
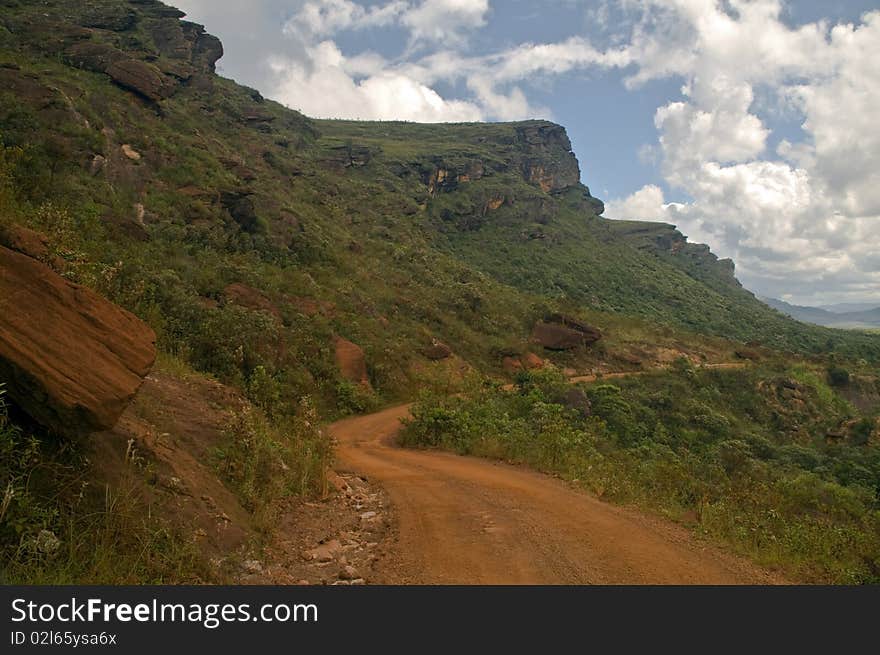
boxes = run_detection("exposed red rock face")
[531,314,602,351]
[0,246,156,435]
[222,283,281,319]
[334,336,370,387]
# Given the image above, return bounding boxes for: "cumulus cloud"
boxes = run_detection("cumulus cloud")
[284,0,407,38]
[268,42,483,121]
[268,0,505,121]
[402,0,490,46]
[605,2,880,304]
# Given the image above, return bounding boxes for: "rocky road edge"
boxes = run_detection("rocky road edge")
[237,471,404,585]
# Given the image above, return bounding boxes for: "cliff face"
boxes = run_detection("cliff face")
[515,122,581,193]
[3,0,223,100]
[605,220,741,288]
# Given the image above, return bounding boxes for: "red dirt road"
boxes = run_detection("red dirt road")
[330,404,783,585]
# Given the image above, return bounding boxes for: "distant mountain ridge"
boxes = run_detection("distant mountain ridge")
[762,297,880,329]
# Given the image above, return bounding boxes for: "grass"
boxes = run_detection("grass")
[0,385,211,583]
[213,398,331,523]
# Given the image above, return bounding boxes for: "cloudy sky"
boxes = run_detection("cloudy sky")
[173,0,880,306]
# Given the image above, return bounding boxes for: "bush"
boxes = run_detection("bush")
[828,366,850,387]
[214,399,330,515]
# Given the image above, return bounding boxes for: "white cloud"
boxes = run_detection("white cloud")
[285,0,408,38]
[402,0,490,45]
[268,43,484,121]
[606,185,676,222]
[605,2,880,304]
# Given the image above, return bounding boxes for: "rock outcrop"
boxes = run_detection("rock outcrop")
[516,122,581,193]
[0,246,156,435]
[608,221,741,287]
[221,190,260,233]
[57,1,224,101]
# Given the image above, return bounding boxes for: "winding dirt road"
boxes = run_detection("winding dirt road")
[330,403,783,585]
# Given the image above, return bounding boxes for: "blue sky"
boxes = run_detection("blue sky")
[174,1,880,306]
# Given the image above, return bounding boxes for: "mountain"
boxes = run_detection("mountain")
[821,302,880,314]
[762,297,880,329]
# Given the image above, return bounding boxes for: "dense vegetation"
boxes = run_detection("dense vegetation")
[402,365,880,582]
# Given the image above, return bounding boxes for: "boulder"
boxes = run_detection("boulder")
[531,315,602,351]
[502,357,523,374]
[522,352,545,369]
[544,313,603,342]
[221,190,260,233]
[422,339,453,361]
[222,283,280,319]
[560,388,592,418]
[0,246,156,435]
[531,322,585,350]
[334,336,370,386]
[121,144,141,161]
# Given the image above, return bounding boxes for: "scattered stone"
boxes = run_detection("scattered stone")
[339,565,359,580]
[303,539,343,563]
[121,144,141,161]
[90,154,107,175]
[241,559,263,574]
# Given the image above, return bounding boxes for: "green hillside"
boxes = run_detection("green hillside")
[1,0,877,421]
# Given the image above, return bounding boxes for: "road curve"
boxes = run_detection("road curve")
[330,404,783,585]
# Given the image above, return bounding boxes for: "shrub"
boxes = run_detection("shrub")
[828,366,850,387]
